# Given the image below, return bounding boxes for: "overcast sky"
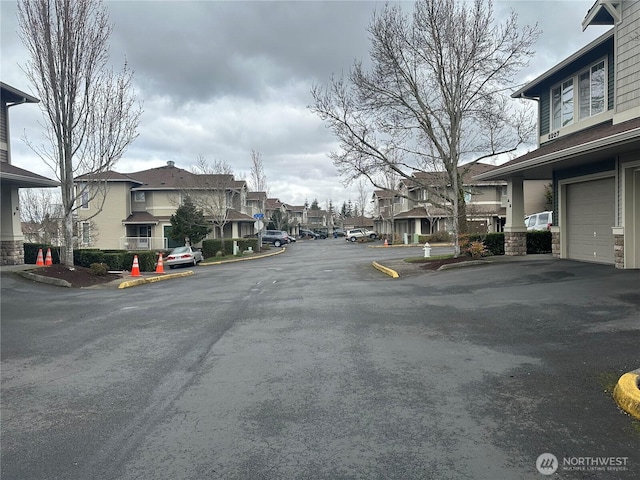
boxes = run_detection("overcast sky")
[1,0,610,211]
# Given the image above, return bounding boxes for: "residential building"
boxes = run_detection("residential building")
[74,161,254,250]
[372,162,548,239]
[0,82,59,265]
[475,0,640,268]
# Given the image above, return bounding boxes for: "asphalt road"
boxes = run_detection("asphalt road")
[1,238,639,479]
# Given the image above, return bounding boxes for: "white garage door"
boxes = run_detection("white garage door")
[566,177,615,264]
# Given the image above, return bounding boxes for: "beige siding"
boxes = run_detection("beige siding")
[524,180,550,215]
[147,191,179,218]
[79,183,129,250]
[616,0,640,114]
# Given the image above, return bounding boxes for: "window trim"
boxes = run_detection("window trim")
[549,56,608,134]
[80,190,89,210]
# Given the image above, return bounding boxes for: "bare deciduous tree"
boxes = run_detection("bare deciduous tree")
[310,0,539,255]
[189,155,237,250]
[249,149,268,194]
[355,178,371,218]
[19,187,63,244]
[17,0,142,265]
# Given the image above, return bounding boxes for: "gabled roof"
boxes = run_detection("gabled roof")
[122,211,159,225]
[75,170,142,184]
[265,198,283,210]
[582,0,621,29]
[226,209,254,221]
[247,191,267,201]
[400,162,503,189]
[373,189,397,199]
[76,163,246,191]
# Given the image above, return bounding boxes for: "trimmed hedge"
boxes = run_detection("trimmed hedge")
[461,233,505,256]
[418,231,452,244]
[527,230,552,254]
[202,238,259,258]
[23,243,62,264]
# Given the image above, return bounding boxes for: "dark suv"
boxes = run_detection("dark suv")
[261,230,289,247]
[299,229,319,239]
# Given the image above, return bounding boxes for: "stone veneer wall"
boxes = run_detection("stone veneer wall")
[552,231,561,258]
[1,241,25,266]
[614,234,624,269]
[504,231,527,256]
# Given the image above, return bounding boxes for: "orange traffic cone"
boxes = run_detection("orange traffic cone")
[155,253,165,274]
[45,248,53,266]
[384,238,389,247]
[36,248,45,266]
[131,255,141,277]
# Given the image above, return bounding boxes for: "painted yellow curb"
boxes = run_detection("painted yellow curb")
[372,261,399,278]
[613,371,640,420]
[118,271,194,289]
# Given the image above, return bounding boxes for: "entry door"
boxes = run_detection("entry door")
[566,177,615,264]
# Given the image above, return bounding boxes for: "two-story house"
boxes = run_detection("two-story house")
[1,82,59,265]
[74,161,255,250]
[475,0,640,269]
[373,162,548,239]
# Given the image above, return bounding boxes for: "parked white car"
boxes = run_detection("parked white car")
[345,228,377,242]
[165,246,203,268]
[525,211,553,231]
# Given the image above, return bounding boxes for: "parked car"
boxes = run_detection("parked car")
[346,228,377,242]
[299,229,319,239]
[165,246,203,268]
[261,230,289,247]
[525,211,553,231]
[313,230,328,239]
[333,228,346,237]
[287,232,296,243]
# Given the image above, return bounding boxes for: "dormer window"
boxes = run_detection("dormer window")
[550,57,607,132]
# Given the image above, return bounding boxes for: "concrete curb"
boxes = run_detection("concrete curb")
[613,369,640,420]
[372,261,399,278]
[200,246,285,266]
[118,271,194,289]
[437,260,488,271]
[15,270,72,288]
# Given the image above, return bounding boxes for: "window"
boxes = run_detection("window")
[552,79,574,130]
[134,191,145,202]
[579,61,605,120]
[551,58,606,131]
[81,222,90,245]
[464,191,472,203]
[80,191,89,209]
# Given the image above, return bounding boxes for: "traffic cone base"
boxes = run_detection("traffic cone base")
[131,255,141,277]
[155,253,165,274]
[45,248,53,266]
[36,248,45,266]
[384,239,389,247]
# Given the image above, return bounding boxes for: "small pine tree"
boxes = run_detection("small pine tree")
[169,196,211,245]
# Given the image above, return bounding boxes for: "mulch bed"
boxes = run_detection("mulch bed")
[30,264,122,288]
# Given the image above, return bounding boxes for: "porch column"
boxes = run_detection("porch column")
[414,218,422,236]
[504,177,527,256]
[231,222,239,239]
[1,186,25,265]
